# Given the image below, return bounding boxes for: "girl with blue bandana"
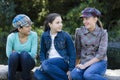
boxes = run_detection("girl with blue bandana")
[6,14,38,80]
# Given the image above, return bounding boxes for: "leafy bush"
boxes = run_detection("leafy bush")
[0,31,9,64]
[108,19,120,41]
[63,1,105,35]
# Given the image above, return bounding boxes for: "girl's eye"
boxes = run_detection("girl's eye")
[56,22,59,24]
[57,21,62,24]
[56,22,60,24]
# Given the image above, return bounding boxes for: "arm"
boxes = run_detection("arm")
[29,32,38,59]
[39,33,46,63]
[65,32,76,71]
[6,34,14,58]
[76,57,100,69]
[95,30,108,60]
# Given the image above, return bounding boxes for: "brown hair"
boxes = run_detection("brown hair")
[44,13,61,32]
[97,19,103,28]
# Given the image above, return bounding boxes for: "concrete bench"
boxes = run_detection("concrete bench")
[0,65,8,79]
[0,65,120,80]
[105,69,120,80]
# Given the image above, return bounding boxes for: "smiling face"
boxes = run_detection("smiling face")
[83,16,97,31]
[49,16,63,34]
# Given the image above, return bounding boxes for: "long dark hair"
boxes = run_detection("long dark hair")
[10,26,23,33]
[44,13,61,32]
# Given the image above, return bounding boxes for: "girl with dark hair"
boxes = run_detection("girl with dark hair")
[34,13,76,80]
[70,7,108,80]
[6,14,38,80]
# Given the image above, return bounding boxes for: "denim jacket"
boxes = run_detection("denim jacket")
[40,30,76,71]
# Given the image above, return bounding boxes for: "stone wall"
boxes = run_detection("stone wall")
[0,65,120,80]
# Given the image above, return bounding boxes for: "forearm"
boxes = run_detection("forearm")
[83,57,100,68]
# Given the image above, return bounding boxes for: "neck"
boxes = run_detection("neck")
[88,25,96,32]
[18,32,27,38]
[50,30,57,35]
[89,27,95,32]
[18,32,28,44]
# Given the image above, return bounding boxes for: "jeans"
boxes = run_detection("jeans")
[70,60,107,80]
[8,51,35,80]
[34,58,69,80]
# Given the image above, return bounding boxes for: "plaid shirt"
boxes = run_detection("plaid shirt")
[75,25,108,64]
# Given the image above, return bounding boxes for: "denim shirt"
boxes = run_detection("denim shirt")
[40,30,76,71]
[75,26,108,64]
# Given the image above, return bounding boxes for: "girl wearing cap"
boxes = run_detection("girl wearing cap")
[70,7,108,80]
[34,13,76,80]
[6,14,38,80]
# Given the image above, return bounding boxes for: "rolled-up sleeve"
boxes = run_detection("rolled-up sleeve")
[95,30,108,60]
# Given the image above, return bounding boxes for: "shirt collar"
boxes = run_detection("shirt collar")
[45,30,62,37]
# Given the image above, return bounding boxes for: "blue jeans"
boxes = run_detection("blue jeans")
[8,51,35,80]
[34,58,69,80]
[70,60,107,80]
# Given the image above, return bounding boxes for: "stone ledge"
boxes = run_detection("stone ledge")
[0,65,120,80]
[105,69,120,80]
[0,65,8,79]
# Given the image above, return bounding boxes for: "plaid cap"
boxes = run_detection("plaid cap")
[12,14,33,28]
[80,7,101,18]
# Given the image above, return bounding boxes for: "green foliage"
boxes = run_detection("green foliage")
[32,26,44,55]
[0,0,16,31]
[32,27,44,65]
[0,32,8,64]
[0,32,8,48]
[0,53,7,64]
[46,0,81,14]
[63,6,82,34]
[63,0,105,34]
[108,19,120,41]
[0,0,13,63]
[63,0,120,35]
[13,0,45,27]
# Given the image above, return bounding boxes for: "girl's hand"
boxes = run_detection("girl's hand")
[76,64,86,69]
[67,71,71,80]
[12,50,15,52]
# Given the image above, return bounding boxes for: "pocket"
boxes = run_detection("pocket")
[57,40,66,49]
[44,41,51,49]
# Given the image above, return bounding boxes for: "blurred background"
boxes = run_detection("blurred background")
[0,0,120,69]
